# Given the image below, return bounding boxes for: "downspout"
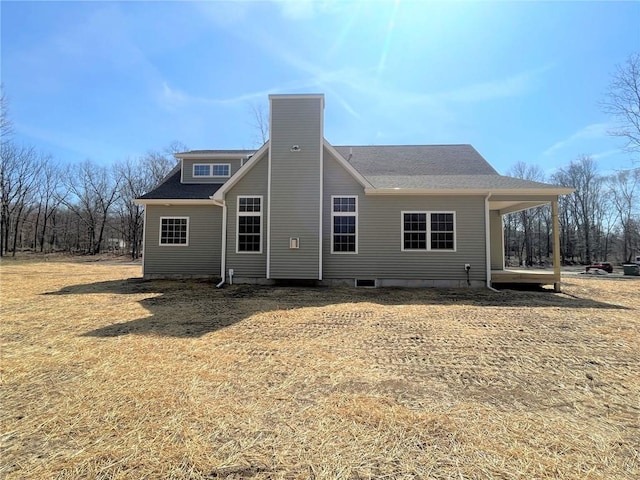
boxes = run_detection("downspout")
[214,199,227,288]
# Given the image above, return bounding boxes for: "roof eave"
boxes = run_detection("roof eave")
[175,152,254,160]
[134,198,218,206]
[365,187,575,196]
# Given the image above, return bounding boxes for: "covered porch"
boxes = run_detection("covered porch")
[487,194,563,291]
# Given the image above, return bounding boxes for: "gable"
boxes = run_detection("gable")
[211,142,269,201]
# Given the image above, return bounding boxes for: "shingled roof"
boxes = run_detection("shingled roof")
[334,144,498,176]
[137,164,224,200]
[138,143,565,200]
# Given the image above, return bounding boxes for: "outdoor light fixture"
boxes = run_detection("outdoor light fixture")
[290,145,301,152]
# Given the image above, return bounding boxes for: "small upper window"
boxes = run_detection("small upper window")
[212,164,230,177]
[193,163,230,178]
[193,164,210,177]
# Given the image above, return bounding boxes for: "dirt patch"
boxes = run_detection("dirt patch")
[1,260,638,479]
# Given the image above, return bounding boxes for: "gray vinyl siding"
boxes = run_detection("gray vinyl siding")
[323,152,487,281]
[269,96,323,279]
[182,158,243,183]
[143,205,222,276]
[226,154,268,277]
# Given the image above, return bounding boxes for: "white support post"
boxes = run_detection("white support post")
[552,198,561,292]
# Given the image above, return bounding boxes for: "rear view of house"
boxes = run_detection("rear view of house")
[136,94,572,290]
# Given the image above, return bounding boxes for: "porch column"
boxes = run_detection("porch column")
[552,198,561,292]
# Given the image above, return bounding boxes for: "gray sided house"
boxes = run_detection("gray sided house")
[136,94,573,290]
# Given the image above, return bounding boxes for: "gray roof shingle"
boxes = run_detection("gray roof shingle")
[333,145,562,190]
[138,143,566,200]
[137,165,222,200]
[334,144,498,176]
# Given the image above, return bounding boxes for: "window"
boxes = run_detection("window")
[332,196,357,253]
[402,211,455,251]
[212,164,230,177]
[193,164,210,177]
[193,163,230,178]
[237,196,262,253]
[430,212,455,250]
[159,217,189,246]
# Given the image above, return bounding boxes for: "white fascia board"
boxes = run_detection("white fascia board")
[365,188,490,195]
[175,152,253,160]
[134,199,218,206]
[323,140,373,189]
[365,187,574,196]
[210,142,269,202]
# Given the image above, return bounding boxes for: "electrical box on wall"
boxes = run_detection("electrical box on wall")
[289,237,300,249]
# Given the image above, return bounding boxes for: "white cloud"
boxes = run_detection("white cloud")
[193,2,251,26]
[436,65,552,103]
[543,123,611,156]
[276,0,316,19]
[592,149,621,160]
[274,0,345,19]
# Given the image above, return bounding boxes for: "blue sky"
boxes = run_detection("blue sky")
[2,1,639,176]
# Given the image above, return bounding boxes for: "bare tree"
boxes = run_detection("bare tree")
[0,143,41,256]
[248,102,269,147]
[114,143,183,259]
[505,161,546,266]
[602,52,640,154]
[142,141,183,185]
[33,157,63,252]
[58,160,120,254]
[553,155,602,264]
[1,85,12,146]
[607,168,640,262]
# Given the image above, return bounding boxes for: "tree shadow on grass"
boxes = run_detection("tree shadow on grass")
[42,279,631,338]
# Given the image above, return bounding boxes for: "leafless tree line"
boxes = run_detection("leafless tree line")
[2,53,639,262]
[1,89,180,258]
[504,156,640,266]
[506,52,640,267]
[0,145,179,259]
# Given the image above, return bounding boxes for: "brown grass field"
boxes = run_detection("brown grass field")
[1,257,638,479]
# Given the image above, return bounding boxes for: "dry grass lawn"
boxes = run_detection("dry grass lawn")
[1,257,639,479]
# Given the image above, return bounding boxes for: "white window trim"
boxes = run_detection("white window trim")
[236,195,263,254]
[331,195,358,254]
[401,211,456,252]
[193,163,231,178]
[159,216,189,247]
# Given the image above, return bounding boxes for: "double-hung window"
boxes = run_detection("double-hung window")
[159,217,189,246]
[402,211,455,251]
[193,163,230,178]
[332,196,357,253]
[237,196,262,253]
[430,212,455,250]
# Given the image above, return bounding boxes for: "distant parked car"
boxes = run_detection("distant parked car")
[585,262,613,273]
